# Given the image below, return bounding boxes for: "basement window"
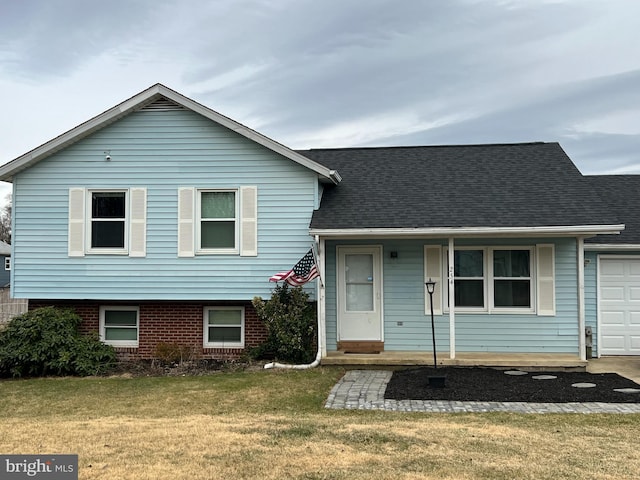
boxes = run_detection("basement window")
[203,306,244,348]
[100,306,139,347]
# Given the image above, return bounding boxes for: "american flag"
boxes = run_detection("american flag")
[269,249,319,286]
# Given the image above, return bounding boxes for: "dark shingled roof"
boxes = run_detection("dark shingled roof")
[299,142,619,231]
[585,175,640,245]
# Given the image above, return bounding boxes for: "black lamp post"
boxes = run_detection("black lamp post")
[425,278,438,369]
[425,278,445,387]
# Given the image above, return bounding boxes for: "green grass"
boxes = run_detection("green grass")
[2,367,640,479]
[0,367,342,419]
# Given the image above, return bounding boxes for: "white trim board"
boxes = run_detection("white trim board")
[311,225,624,238]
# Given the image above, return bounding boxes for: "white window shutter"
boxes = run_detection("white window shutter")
[178,188,195,257]
[424,245,442,315]
[536,244,555,316]
[68,188,85,257]
[240,186,258,257]
[129,188,147,257]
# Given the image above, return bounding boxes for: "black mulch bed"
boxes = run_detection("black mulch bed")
[384,367,640,403]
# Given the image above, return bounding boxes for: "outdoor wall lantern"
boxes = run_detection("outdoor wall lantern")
[425,278,445,387]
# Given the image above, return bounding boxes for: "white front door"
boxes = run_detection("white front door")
[599,257,640,355]
[337,246,383,341]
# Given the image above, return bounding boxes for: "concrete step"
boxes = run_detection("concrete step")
[323,351,587,371]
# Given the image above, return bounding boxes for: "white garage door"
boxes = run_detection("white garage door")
[599,257,640,355]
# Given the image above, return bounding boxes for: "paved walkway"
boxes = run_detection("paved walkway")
[324,370,640,414]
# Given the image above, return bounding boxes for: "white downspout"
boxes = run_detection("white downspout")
[264,236,324,370]
[577,237,586,361]
[449,237,456,359]
[263,347,321,370]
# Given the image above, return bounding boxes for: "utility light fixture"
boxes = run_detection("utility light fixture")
[425,277,445,386]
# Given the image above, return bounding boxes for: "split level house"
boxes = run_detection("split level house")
[0,84,638,366]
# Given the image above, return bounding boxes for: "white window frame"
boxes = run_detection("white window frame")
[99,306,139,347]
[196,189,239,255]
[443,246,535,314]
[69,187,146,258]
[203,306,245,348]
[491,247,534,313]
[178,186,257,257]
[87,189,129,255]
[448,247,487,312]
[4,257,10,270]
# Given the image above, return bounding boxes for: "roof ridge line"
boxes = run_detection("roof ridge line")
[297,141,552,152]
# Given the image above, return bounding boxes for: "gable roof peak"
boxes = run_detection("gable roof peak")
[0,83,339,184]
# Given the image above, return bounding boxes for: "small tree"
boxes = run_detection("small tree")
[252,284,316,364]
[0,193,11,244]
[0,306,117,377]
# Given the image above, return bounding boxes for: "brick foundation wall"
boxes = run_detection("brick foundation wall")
[29,300,268,360]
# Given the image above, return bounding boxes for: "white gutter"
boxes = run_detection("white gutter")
[584,244,640,251]
[309,224,624,238]
[264,236,324,370]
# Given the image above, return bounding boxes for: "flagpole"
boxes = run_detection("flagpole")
[311,242,324,287]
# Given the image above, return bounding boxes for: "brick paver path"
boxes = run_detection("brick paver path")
[325,370,640,414]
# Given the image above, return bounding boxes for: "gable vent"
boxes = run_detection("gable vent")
[141,98,185,111]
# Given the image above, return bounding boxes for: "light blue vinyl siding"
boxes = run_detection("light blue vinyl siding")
[324,240,446,352]
[325,238,580,353]
[12,108,318,300]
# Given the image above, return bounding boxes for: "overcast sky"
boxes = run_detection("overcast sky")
[2,0,640,203]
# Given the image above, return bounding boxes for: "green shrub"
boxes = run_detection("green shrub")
[252,284,317,364]
[0,307,117,377]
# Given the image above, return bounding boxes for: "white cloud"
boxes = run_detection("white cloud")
[1,0,640,176]
[573,110,640,136]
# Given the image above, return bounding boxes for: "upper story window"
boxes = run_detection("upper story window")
[198,190,237,253]
[68,187,146,257]
[4,257,10,270]
[178,186,257,257]
[90,191,127,251]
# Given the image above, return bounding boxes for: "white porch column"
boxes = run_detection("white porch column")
[577,237,586,361]
[316,236,327,358]
[448,237,456,359]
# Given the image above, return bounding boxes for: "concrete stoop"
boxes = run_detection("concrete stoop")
[323,351,588,371]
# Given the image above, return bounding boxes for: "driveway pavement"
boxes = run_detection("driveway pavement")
[587,356,640,383]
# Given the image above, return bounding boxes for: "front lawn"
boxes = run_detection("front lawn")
[1,367,640,479]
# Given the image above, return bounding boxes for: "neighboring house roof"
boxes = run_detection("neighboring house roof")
[0,83,340,185]
[0,241,9,256]
[585,175,640,246]
[303,142,623,236]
